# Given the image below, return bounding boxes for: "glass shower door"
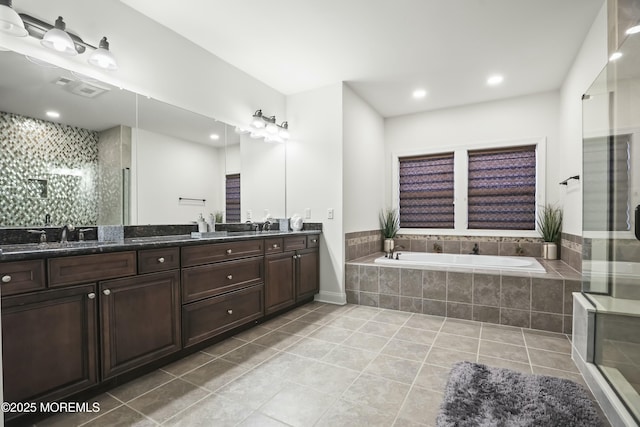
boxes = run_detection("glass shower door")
[582,32,640,423]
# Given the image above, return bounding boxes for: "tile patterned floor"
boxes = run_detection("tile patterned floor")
[37,302,608,427]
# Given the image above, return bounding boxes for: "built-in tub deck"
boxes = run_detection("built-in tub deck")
[346,252,581,334]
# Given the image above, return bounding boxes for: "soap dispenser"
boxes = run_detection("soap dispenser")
[197,213,207,233]
[207,213,216,232]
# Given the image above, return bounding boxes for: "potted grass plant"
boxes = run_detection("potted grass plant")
[537,204,563,259]
[380,208,400,253]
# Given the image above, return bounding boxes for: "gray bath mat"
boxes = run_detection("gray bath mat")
[436,361,604,427]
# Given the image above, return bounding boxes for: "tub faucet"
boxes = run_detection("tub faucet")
[470,243,479,255]
[60,224,75,243]
[389,245,404,259]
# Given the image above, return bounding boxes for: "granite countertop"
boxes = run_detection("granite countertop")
[0,230,321,262]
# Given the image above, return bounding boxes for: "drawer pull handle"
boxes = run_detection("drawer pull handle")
[103,289,111,296]
[226,249,232,254]
[272,244,279,248]
[88,292,96,299]
[227,274,233,280]
[227,309,233,315]
[1,275,11,283]
[297,254,302,259]
[157,257,165,263]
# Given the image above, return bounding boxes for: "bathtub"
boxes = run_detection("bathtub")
[374,251,546,273]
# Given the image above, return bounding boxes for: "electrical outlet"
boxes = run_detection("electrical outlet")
[305,208,311,219]
[327,208,334,219]
[246,210,252,220]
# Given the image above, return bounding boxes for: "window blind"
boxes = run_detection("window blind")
[467,146,536,230]
[399,153,455,228]
[225,173,241,223]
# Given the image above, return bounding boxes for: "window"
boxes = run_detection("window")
[396,141,542,233]
[225,173,240,222]
[467,146,536,230]
[399,153,455,228]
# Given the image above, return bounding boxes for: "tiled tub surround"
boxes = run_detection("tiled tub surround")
[346,254,581,334]
[561,232,583,272]
[345,231,547,262]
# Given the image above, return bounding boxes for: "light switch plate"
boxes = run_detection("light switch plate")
[327,208,334,219]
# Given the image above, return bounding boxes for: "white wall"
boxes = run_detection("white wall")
[6,0,286,129]
[133,129,224,224]
[384,91,560,232]
[286,83,345,304]
[343,84,386,233]
[558,3,608,236]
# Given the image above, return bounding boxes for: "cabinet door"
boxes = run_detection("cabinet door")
[100,271,181,379]
[297,248,319,300]
[2,284,97,407]
[265,252,296,315]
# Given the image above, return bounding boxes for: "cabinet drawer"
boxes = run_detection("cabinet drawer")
[265,238,284,254]
[284,235,307,251]
[307,235,320,248]
[48,252,137,287]
[0,259,45,296]
[181,240,264,267]
[138,247,180,274]
[182,257,263,303]
[183,284,264,347]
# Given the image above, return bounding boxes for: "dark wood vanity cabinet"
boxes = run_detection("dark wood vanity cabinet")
[1,284,97,407]
[265,235,320,314]
[100,271,181,379]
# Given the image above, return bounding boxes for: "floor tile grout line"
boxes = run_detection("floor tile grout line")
[74,400,127,427]
[391,312,447,426]
[155,391,216,426]
[521,327,534,373]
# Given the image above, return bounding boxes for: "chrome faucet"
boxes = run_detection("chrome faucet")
[60,224,75,243]
[263,220,271,231]
[388,244,405,259]
[78,228,92,241]
[470,243,479,255]
[28,229,47,243]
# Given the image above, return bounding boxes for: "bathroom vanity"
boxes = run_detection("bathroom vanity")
[0,230,320,422]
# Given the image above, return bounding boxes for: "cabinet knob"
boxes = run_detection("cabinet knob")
[157,257,165,263]
[88,292,96,299]
[312,239,318,243]
[103,289,111,296]
[226,249,232,254]
[227,309,233,315]
[227,274,233,280]
[272,244,279,248]
[292,255,297,259]
[1,275,11,283]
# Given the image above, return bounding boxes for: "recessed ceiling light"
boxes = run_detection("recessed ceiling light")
[46,111,60,118]
[626,24,640,35]
[209,133,220,140]
[412,89,427,99]
[487,75,504,86]
[609,51,623,61]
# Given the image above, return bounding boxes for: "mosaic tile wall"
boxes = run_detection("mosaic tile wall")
[0,112,99,226]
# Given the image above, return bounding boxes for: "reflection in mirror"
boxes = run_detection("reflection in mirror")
[0,50,135,227]
[133,95,228,225]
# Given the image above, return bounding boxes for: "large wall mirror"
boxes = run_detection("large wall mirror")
[0,49,286,228]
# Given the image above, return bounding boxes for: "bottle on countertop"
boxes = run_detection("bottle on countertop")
[197,213,207,233]
[207,213,216,232]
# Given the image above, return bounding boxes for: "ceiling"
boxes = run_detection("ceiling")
[121,0,603,118]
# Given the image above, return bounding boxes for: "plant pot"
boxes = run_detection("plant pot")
[383,238,394,253]
[542,242,558,260]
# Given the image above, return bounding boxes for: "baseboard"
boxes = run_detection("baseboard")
[314,290,346,305]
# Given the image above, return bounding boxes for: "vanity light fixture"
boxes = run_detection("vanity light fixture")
[209,133,220,141]
[5,11,119,70]
[88,37,118,71]
[0,0,27,37]
[41,16,76,55]
[247,109,290,143]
